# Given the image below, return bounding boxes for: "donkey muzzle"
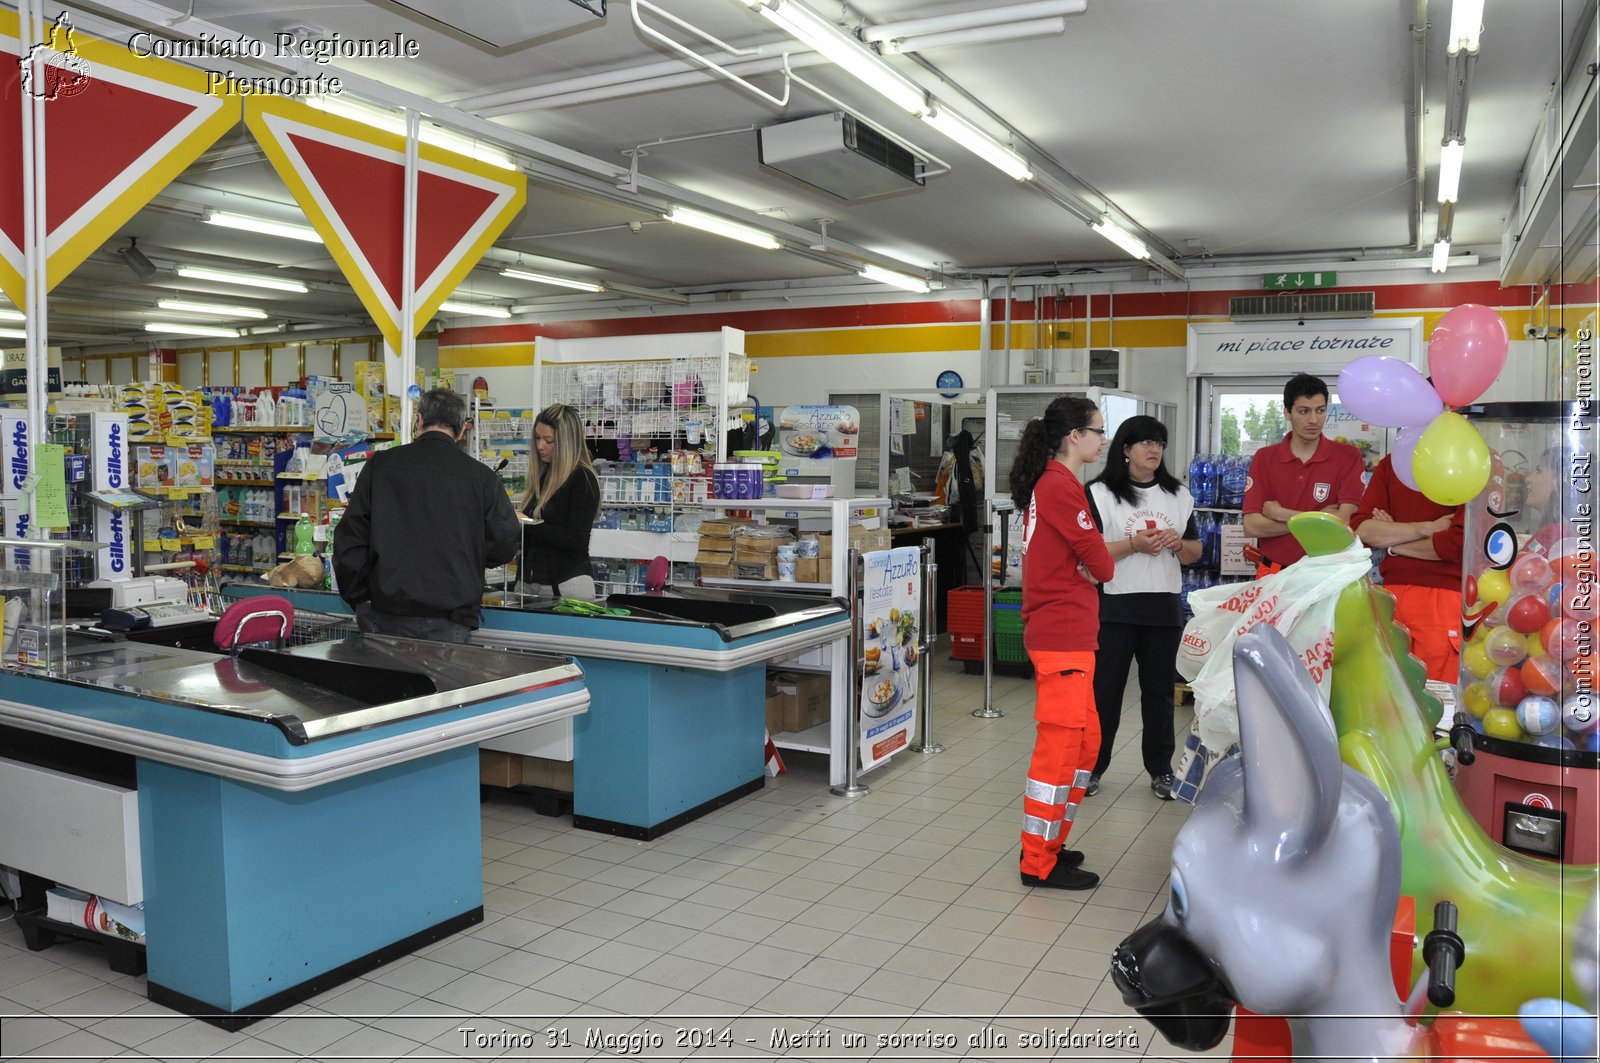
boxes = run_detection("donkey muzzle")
[1111,919,1235,1051]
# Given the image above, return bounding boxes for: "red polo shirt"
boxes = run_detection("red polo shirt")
[1021,462,1115,652]
[1351,455,1464,590]
[1243,434,1368,566]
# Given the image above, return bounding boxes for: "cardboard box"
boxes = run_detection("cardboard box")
[734,541,783,563]
[770,670,831,732]
[732,531,792,554]
[819,525,892,558]
[520,755,574,792]
[695,547,734,566]
[765,676,787,735]
[735,559,777,580]
[700,563,736,579]
[699,518,751,537]
[479,749,518,788]
[796,557,821,584]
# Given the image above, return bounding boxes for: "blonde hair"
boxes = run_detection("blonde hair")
[521,403,595,519]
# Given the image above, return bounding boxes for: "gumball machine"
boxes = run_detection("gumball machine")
[1453,401,1596,863]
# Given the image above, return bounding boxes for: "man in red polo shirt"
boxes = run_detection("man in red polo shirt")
[1242,373,1368,575]
[1350,455,1464,682]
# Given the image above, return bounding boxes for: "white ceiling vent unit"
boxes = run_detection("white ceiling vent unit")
[1229,292,1376,320]
[758,113,926,201]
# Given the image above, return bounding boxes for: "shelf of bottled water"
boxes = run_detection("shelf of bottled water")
[1182,451,1253,618]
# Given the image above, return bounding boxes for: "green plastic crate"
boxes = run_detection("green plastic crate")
[992,590,1026,663]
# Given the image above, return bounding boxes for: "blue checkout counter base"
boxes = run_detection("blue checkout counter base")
[148,908,483,1031]
[574,776,765,841]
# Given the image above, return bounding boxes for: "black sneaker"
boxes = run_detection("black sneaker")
[1021,847,1084,869]
[1151,773,1175,800]
[1085,774,1102,797]
[1021,861,1100,890]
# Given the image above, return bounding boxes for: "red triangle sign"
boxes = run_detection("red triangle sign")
[287,133,499,307]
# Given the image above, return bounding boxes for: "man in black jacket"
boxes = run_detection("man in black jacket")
[334,388,520,643]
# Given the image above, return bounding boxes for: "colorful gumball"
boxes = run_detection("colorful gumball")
[1541,616,1581,661]
[1515,694,1562,735]
[1462,640,1496,680]
[1560,579,1597,623]
[1534,733,1575,751]
[1525,632,1546,659]
[1550,547,1595,585]
[1585,732,1600,754]
[1570,651,1596,691]
[1487,665,1527,706]
[1462,681,1495,718]
[1482,708,1523,741]
[1475,567,1512,612]
[1511,554,1554,594]
[1485,625,1529,667]
[1521,655,1565,698]
[1561,694,1599,735]
[1506,593,1551,634]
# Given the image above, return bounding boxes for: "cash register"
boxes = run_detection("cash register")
[85,575,210,630]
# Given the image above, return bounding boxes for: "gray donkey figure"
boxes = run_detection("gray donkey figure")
[1110,624,1421,1063]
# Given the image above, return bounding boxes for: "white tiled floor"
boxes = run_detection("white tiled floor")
[0,649,1228,1062]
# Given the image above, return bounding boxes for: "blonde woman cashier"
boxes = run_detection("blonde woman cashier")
[520,404,601,599]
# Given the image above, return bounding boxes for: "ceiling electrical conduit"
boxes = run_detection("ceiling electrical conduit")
[464,0,1082,117]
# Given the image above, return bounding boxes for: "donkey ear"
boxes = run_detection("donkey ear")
[1232,625,1343,864]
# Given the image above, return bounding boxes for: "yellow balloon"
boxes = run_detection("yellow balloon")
[1413,411,1491,506]
[1463,639,1495,679]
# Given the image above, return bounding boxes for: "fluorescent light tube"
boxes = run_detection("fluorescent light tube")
[0,308,23,322]
[145,321,242,338]
[500,269,605,293]
[922,106,1033,181]
[206,211,321,243]
[1092,217,1150,260]
[0,327,25,339]
[307,97,517,170]
[1447,0,1484,54]
[761,0,929,116]
[666,207,781,250]
[859,264,931,293]
[158,299,269,320]
[439,300,512,319]
[176,266,309,293]
[1437,140,1465,203]
[1431,239,1451,273]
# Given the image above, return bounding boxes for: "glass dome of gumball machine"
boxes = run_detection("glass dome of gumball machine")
[1453,401,1596,864]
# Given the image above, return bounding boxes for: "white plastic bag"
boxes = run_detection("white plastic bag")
[1177,541,1371,752]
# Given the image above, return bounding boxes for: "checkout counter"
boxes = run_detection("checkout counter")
[228,583,851,839]
[0,609,587,1025]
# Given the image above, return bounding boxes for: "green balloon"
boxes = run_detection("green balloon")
[1289,512,1597,1015]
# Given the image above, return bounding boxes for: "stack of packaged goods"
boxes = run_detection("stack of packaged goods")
[694,517,750,578]
[731,526,795,581]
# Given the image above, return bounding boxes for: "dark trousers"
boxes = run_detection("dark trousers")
[354,602,473,644]
[1092,621,1182,779]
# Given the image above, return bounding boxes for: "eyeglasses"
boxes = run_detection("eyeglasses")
[1133,439,1167,449]
[1080,426,1106,436]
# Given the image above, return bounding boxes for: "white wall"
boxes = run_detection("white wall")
[745,350,985,407]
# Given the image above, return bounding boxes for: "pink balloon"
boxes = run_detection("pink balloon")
[1427,303,1509,406]
[1391,425,1424,490]
[1337,356,1444,427]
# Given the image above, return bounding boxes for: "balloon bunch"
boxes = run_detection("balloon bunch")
[1337,303,1509,506]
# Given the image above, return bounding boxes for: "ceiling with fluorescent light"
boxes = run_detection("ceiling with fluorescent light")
[15,0,1596,353]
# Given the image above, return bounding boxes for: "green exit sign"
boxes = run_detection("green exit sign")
[1263,271,1337,289]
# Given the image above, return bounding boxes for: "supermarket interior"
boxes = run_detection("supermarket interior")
[0,0,1597,1059]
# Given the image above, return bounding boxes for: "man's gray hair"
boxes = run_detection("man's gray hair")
[417,387,467,433]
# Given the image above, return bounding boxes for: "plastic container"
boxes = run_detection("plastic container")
[292,513,315,556]
[992,590,1027,663]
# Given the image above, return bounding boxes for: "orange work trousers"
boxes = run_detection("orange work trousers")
[1020,649,1101,879]
[1387,584,1463,684]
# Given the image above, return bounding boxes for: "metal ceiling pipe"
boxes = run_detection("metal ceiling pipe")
[1409,0,1428,250]
[878,19,1068,55]
[478,53,829,115]
[860,0,1087,42]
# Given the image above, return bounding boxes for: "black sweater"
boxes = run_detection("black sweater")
[521,468,600,588]
[334,432,521,627]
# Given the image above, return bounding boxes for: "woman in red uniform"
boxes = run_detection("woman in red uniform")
[1009,396,1115,890]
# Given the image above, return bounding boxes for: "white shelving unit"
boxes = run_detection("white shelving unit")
[694,495,890,789]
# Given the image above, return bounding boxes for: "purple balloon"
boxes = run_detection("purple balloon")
[1337,356,1444,428]
[1391,425,1424,491]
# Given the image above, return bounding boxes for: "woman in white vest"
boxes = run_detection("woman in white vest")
[1084,415,1202,800]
